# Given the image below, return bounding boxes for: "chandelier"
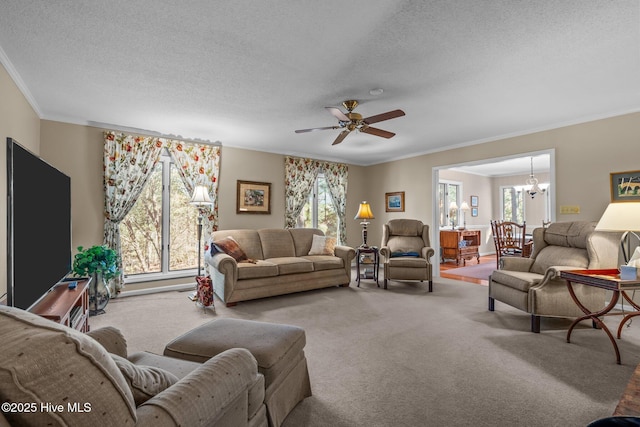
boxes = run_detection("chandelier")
[525,157,545,199]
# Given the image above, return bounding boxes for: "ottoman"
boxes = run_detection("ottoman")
[164,318,312,427]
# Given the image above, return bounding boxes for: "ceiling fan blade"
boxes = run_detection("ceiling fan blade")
[361,126,396,139]
[332,130,351,145]
[325,107,350,122]
[363,109,405,125]
[295,126,339,133]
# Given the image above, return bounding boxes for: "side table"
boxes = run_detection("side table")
[356,246,379,287]
[561,269,640,365]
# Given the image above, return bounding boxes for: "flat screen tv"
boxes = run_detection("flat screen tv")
[6,137,72,310]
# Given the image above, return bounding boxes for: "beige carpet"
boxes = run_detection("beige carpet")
[91,275,640,427]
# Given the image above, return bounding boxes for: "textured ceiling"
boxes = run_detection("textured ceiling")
[0,1,638,167]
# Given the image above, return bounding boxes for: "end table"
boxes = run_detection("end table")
[356,246,379,287]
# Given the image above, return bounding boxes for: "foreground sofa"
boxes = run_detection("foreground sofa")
[0,305,267,426]
[205,228,356,306]
[488,221,621,332]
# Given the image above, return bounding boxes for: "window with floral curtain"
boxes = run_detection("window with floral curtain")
[285,156,348,244]
[103,131,221,292]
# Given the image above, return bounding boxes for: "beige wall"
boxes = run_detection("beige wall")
[3,58,640,296]
[0,64,41,301]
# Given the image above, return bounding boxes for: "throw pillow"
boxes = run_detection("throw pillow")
[391,251,420,257]
[211,236,248,262]
[110,354,179,405]
[308,234,337,255]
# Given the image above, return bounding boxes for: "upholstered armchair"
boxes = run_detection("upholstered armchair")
[488,221,621,333]
[0,305,267,427]
[380,219,435,291]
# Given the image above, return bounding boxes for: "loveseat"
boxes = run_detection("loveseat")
[205,228,356,306]
[0,305,267,427]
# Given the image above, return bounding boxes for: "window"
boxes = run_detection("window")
[439,181,461,228]
[120,150,198,278]
[501,186,525,223]
[297,172,338,237]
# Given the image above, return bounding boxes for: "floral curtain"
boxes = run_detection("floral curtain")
[166,139,221,237]
[284,156,320,229]
[322,161,348,244]
[103,132,163,292]
[103,131,221,292]
[284,156,348,244]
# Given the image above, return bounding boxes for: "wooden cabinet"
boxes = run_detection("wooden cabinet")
[30,279,90,332]
[440,229,481,266]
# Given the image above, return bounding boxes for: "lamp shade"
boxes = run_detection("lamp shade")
[354,201,375,220]
[460,201,470,211]
[595,202,640,232]
[189,185,213,206]
[448,201,458,211]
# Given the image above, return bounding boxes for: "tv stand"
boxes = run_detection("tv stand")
[30,278,90,332]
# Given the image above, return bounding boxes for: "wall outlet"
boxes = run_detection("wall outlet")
[560,205,580,214]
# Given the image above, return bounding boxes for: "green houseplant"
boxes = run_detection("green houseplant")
[72,245,120,315]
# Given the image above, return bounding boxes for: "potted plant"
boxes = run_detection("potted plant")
[72,245,120,315]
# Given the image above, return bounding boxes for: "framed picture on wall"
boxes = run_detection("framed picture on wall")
[385,191,405,212]
[470,195,479,207]
[610,170,640,202]
[237,180,271,214]
[471,207,478,217]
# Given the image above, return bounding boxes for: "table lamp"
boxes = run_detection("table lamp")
[354,201,375,248]
[448,201,458,230]
[594,202,640,263]
[459,201,470,229]
[189,185,213,276]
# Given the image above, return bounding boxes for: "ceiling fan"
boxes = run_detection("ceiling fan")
[295,100,405,145]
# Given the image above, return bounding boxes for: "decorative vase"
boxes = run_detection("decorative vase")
[89,272,111,316]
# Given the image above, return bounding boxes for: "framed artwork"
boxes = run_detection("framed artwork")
[385,191,405,212]
[470,195,478,207]
[236,180,271,214]
[610,171,640,202]
[471,207,478,217]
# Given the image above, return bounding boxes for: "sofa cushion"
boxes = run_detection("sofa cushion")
[267,257,314,275]
[289,228,324,256]
[212,236,249,262]
[530,246,590,275]
[0,305,137,426]
[237,260,279,279]
[111,354,179,405]
[387,257,428,268]
[259,229,296,259]
[301,255,344,271]
[490,270,543,293]
[308,234,336,255]
[212,229,264,260]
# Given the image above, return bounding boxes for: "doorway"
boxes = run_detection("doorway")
[431,149,555,279]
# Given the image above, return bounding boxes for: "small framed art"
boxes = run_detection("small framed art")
[385,191,405,212]
[471,207,478,217]
[237,180,271,214]
[610,171,640,202]
[470,195,478,207]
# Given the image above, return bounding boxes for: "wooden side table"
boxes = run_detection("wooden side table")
[561,269,640,364]
[356,246,379,287]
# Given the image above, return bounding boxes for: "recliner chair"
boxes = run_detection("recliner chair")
[488,221,621,333]
[380,219,435,291]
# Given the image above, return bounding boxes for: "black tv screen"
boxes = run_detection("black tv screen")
[7,137,72,310]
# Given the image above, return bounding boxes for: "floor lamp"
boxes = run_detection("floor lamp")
[189,185,213,277]
[595,202,640,263]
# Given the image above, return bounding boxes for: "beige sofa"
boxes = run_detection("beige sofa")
[205,228,356,306]
[0,305,267,427]
[488,221,621,332]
